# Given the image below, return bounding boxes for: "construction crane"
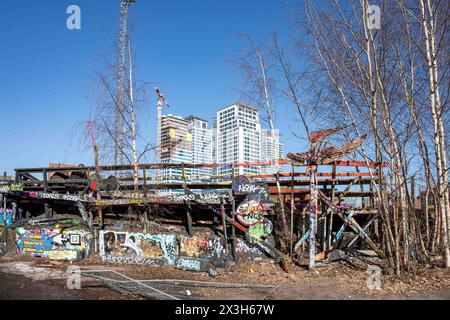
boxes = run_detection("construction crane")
[114,0,135,166]
[154,87,170,163]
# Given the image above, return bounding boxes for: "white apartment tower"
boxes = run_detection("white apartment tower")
[260,129,284,174]
[185,115,213,178]
[214,103,262,177]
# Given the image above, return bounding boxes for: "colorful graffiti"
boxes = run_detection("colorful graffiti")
[248,219,273,243]
[179,236,224,259]
[99,231,227,271]
[236,199,265,226]
[99,231,177,266]
[177,236,226,270]
[15,227,93,261]
[9,183,24,192]
[0,206,15,227]
[0,183,22,193]
[236,194,274,243]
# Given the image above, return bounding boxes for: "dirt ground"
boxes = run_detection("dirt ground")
[0,252,449,300]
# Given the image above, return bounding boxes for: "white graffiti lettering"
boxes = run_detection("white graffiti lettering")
[176,258,201,271]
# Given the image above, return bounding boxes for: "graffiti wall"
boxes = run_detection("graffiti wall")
[99,231,177,267]
[15,227,93,261]
[99,230,227,271]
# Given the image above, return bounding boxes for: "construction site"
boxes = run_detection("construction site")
[1,0,450,302]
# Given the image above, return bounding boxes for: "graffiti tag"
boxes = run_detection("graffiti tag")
[171,192,230,202]
[236,199,265,226]
[176,258,201,271]
[25,192,90,202]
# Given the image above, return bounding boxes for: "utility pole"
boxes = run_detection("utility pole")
[88,121,103,229]
[154,87,170,165]
[128,39,138,189]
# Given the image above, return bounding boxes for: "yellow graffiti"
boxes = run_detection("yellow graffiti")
[180,236,210,257]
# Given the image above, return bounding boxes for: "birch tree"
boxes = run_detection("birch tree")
[232,0,449,272]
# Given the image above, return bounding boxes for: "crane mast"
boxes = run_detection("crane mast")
[154,87,170,164]
[114,0,135,166]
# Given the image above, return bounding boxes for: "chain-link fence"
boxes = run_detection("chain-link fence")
[80,270,278,300]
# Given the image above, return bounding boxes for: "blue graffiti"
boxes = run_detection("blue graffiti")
[0,208,14,227]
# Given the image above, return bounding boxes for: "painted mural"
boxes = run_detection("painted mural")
[15,227,93,261]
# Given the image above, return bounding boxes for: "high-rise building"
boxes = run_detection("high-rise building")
[260,129,284,174]
[214,103,262,177]
[185,115,213,179]
[212,117,217,167]
[159,114,192,182]
[156,103,284,185]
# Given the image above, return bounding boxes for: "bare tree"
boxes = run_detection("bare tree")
[417,0,450,266]
[232,0,449,273]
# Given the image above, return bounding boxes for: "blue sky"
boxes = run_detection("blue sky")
[0,0,302,175]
